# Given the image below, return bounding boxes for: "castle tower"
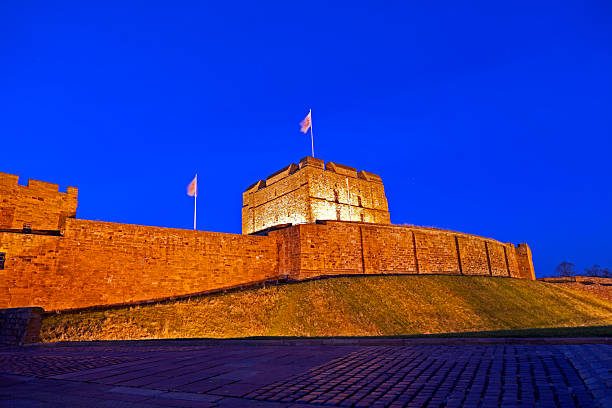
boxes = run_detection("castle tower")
[242,157,391,234]
[0,172,78,231]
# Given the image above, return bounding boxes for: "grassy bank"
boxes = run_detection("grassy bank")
[42,275,612,342]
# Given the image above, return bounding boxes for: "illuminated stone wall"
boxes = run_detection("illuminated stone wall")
[270,221,535,282]
[0,219,279,310]
[0,173,78,231]
[515,243,535,280]
[242,157,391,234]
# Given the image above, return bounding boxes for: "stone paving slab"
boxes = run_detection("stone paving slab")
[0,341,610,407]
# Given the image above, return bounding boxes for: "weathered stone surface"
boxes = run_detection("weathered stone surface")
[0,220,279,310]
[0,172,77,231]
[242,157,391,235]
[270,221,533,281]
[0,307,43,345]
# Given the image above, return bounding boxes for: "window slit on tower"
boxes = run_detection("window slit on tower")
[0,253,5,270]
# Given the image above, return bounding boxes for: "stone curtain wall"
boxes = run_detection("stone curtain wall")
[1,220,534,311]
[0,173,78,231]
[0,219,280,310]
[242,157,391,234]
[270,221,534,281]
[0,233,61,307]
[1,219,534,311]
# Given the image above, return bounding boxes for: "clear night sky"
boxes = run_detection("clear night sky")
[1,1,610,277]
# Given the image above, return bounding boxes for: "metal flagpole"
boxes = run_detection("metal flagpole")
[310,109,314,157]
[193,174,197,230]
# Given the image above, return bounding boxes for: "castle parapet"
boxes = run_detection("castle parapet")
[266,163,299,185]
[0,173,19,186]
[326,162,358,178]
[299,156,324,169]
[358,170,383,184]
[244,180,266,194]
[0,172,78,231]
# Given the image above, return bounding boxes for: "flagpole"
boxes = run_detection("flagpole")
[193,174,197,230]
[310,109,314,157]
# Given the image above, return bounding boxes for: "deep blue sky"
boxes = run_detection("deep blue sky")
[1,1,610,277]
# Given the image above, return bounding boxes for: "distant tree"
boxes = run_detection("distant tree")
[584,265,612,278]
[555,261,576,277]
[585,264,601,277]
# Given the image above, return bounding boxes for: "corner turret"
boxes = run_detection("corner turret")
[0,172,78,231]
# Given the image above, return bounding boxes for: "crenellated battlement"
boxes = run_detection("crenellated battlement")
[0,173,20,186]
[0,172,78,231]
[245,158,384,193]
[0,172,78,196]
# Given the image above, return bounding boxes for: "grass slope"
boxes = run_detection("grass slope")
[42,275,612,342]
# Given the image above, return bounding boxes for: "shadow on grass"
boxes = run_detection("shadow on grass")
[236,325,612,339]
[39,326,611,347]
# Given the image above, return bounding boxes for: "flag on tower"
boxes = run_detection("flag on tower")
[300,110,312,134]
[187,175,197,197]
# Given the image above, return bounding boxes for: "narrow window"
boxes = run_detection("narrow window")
[0,253,5,270]
[336,209,341,220]
[333,189,339,203]
[358,196,362,207]
[360,214,365,222]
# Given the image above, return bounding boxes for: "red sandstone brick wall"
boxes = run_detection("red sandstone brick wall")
[515,243,535,280]
[0,173,77,231]
[270,221,534,282]
[0,219,280,310]
[0,233,61,308]
[1,219,534,310]
[361,226,417,274]
[415,230,460,275]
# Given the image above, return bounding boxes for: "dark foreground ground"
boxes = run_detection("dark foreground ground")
[1,339,611,408]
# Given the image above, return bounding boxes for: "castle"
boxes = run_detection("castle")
[243,157,390,234]
[0,158,534,311]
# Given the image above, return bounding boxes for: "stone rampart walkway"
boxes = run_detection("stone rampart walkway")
[1,340,610,407]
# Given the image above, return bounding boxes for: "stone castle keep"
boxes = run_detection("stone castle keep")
[0,157,534,311]
[243,157,391,234]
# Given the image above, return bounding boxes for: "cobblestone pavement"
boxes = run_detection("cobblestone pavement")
[0,341,610,407]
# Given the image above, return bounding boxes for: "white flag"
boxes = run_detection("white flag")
[300,110,312,134]
[187,175,197,197]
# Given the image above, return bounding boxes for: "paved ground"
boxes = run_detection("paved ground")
[1,341,610,407]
